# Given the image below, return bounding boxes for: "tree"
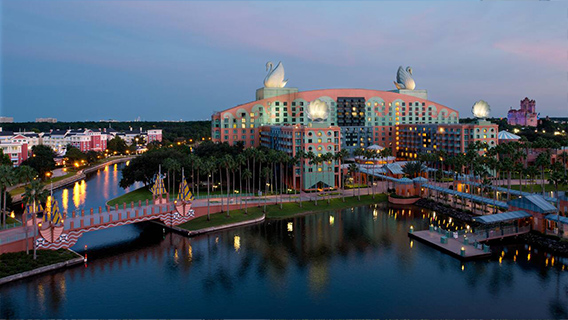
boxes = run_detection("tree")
[107,136,128,154]
[403,161,427,179]
[0,165,15,228]
[548,163,567,215]
[242,169,252,213]
[23,179,49,260]
[335,149,350,202]
[0,149,12,166]
[21,145,56,180]
[65,145,87,166]
[16,165,37,185]
[348,163,360,200]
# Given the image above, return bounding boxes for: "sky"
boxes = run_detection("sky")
[1,1,567,122]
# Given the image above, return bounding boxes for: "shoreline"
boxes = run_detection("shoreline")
[0,249,84,286]
[414,198,568,257]
[11,156,133,203]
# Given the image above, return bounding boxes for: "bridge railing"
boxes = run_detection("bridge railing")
[429,225,486,251]
[0,222,22,231]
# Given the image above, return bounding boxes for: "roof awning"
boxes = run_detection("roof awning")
[473,211,532,224]
[545,214,568,225]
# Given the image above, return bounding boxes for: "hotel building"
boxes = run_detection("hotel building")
[210,63,476,190]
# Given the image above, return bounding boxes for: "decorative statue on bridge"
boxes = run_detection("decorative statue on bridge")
[38,195,64,243]
[151,165,168,204]
[175,168,194,217]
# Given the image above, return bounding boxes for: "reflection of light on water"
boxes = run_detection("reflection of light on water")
[329,216,334,226]
[234,235,241,252]
[37,283,45,308]
[188,244,193,261]
[126,161,130,166]
[308,262,328,294]
[373,209,378,221]
[287,222,293,232]
[103,164,110,199]
[62,189,68,213]
[72,180,87,209]
[174,249,179,264]
[410,240,413,248]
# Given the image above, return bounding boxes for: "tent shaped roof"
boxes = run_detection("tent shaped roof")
[508,195,557,214]
[498,130,521,140]
[473,211,532,224]
[413,177,428,183]
[398,177,413,184]
[383,163,404,175]
[367,144,384,151]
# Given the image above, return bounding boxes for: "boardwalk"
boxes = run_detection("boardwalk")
[409,230,492,260]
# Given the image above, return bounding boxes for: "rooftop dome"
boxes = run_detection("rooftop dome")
[498,130,521,140]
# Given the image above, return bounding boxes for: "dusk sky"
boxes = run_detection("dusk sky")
[1,1,566,122]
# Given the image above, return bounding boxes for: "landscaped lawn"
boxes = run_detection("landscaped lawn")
[176,194,387,231]
[0,249,79,278]
[107,187,153,206]
[9,172,77,197]
[508,183,568,193]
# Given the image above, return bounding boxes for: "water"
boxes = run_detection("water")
[1,200,567,318]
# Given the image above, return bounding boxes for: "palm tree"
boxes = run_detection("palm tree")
[261,166,271,212]
[308,153,318,206]
[0,165,15,229]
[17,165,37,185]
[295,150,308,208]
[223,154,234,217]
[536,151,551,196]
[23,179,49,260]
[162,158,177,200]
[203,159,215,221]
[236,154,246,209]
[242,169,252,213]
[403,161,426,179]
[335,149,349,202]
[194,157,202,198]
[548,163,567,215]
[525,165,538,194]
[348,163,360,200]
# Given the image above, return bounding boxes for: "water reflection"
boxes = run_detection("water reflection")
[1,204,567,318]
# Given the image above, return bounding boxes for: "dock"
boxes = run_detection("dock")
[409,230,492,260]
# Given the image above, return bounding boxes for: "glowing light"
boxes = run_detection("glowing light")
[287,222,293,232]
[329,216,335,226]
[234,235,241,252]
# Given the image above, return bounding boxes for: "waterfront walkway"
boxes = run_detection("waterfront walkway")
[409,230,491,260]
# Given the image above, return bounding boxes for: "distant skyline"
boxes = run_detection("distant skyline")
[1,1,567,121]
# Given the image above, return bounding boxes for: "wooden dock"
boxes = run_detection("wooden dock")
[409,230,492,260]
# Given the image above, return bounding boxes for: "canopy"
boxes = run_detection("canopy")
[473,210,531,224]
[44,197,63,224]
[545,214,568,225]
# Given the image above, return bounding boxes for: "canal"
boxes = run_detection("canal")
[1,164,567,318]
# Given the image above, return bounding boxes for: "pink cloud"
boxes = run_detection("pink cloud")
[494,40,565,67]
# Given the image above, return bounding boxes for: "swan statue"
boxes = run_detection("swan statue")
[264,61,288,88]
[393,66,416,90]
[472,100,491,119]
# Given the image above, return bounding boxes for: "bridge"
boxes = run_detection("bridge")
[0,199,197,252]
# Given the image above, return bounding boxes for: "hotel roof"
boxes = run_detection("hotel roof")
[498,130,521,140]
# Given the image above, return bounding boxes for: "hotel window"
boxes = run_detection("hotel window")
[275,102,280,106]
[284,102,287,106]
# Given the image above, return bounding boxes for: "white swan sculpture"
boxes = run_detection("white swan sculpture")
[264,61,288,88]
[393,66,416,90]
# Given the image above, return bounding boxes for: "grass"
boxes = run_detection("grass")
[176,194,387,232]
[508,183,568,193]
[9,172,77,197]
[0,249,79,278]
[107,187,153,206]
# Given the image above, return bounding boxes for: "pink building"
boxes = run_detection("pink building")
[507,97,538,127]
[0,134,29,166]
[147,129,163,143]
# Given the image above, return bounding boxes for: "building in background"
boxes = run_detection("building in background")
[0,117,14,123]
[507,97,538,127]
[36,117,58,123]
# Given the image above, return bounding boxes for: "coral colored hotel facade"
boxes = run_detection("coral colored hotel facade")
[211,64,498,190]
